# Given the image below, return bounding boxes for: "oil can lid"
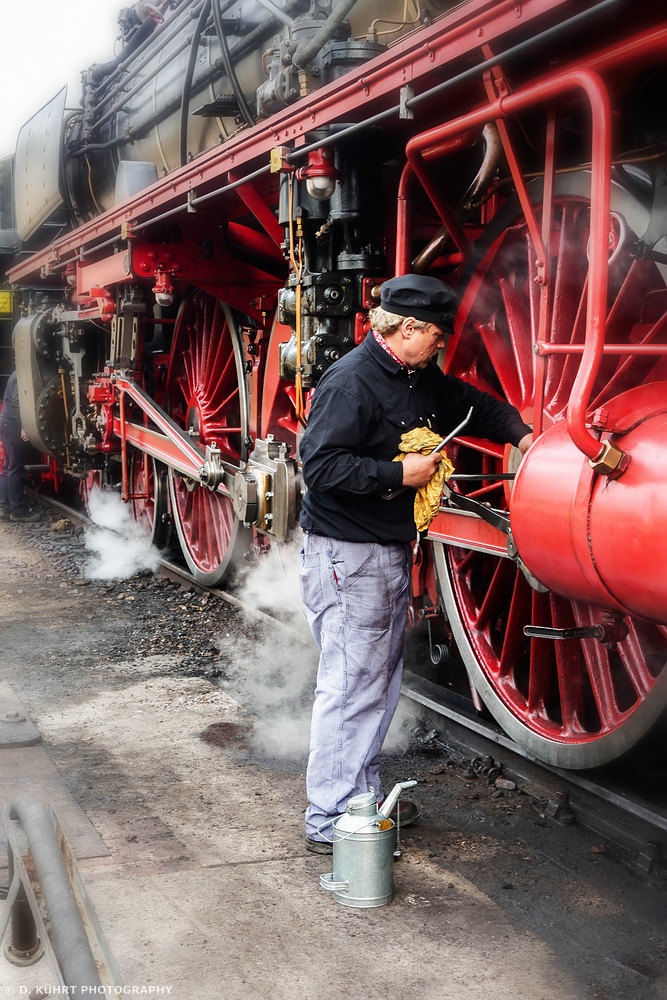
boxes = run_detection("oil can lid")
[346,791,378,816]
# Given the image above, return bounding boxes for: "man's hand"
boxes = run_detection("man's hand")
[517,432,533,455]
[401,450,443,489]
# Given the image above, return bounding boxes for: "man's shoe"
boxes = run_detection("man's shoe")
[0,505,10,521]
[386,799,420,827]
[305,837,333,855]
[10,507,42,523]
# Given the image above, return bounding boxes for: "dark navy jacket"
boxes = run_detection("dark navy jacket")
[299,334,531,543]
[0,372,20,427]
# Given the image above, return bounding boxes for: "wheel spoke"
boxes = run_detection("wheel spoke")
[591,280,667,409]
[618,621,657,700]
[478,321,522,405]
[591,258,659,403]
[455,437,504,460]
[465,481,503,502]
[498,570,530,680]
[498,277,534,409]
[474,558,514,632]
[215,346,238,393]
[526,590,554,716]
[548,275,589,418]
[455,548,477,577]
[551,597,587,735]
[183,345,196,394]
[209,385,240,417]
[204,318,229,387]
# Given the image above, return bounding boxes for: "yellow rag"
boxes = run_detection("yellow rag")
[394,427,454,533]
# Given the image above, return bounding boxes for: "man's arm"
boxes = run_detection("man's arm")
[299,385,404,495]
[439,375,532,446]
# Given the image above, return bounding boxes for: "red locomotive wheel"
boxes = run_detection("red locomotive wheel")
[166,290,251,584]
[129,450,171,549]
[434,174,667,768]
[79,469,103,515]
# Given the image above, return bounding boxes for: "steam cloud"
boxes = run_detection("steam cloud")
[218,536,412,761]
[220,534,318,759]
[83,486,161,580]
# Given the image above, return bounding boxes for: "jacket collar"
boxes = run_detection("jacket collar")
[365,329,407,374]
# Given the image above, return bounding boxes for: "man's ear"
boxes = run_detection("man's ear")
[401,317,414,339]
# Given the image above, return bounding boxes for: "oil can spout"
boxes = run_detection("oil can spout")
[378,780,417,819]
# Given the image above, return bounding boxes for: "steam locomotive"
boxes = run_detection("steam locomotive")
[3,0,667,771]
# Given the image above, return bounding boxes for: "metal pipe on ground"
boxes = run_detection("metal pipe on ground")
[8,794,103,992]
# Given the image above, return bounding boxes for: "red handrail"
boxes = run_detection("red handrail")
[402,68,612,464]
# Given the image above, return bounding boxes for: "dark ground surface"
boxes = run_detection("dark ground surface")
[0,504,666,999]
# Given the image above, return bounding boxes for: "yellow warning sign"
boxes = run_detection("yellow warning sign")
[0,290,13,314]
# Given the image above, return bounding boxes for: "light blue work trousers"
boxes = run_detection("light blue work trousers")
[300,532,412,841]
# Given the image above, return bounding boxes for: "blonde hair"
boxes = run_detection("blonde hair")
[368,306,429,335]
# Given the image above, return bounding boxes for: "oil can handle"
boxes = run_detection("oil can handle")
[320,873,349,892]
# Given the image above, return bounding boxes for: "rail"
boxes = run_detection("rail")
[1,794,123,993]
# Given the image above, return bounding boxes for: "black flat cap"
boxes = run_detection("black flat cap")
[380,274,456,332]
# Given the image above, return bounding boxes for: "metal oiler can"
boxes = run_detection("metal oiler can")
[319,780,416,908]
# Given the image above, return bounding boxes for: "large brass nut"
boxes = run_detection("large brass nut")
[588,440,628,477]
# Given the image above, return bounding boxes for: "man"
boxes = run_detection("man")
[298,274,532,853]
[0,371,41,522]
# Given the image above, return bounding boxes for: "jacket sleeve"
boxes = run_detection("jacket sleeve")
[299,385,404,495]
[439,375,532,445]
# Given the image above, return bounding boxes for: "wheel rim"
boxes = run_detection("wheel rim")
[129,450,171,549]
[166,290,250,584]
[435,174,667,768]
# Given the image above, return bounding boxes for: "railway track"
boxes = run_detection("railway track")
[39,491,667,882]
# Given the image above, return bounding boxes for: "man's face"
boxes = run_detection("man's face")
[399,320,448,369]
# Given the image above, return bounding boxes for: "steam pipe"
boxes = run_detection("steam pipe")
[228,0,309,63]
[93,0,197,101]
[411,126,497,274]
[8,795,102,992]
[72,29,254,160]
[293,0,360,69]
[91,13,158,83]
[91,0,305,138]
[395,164,413,276]
[92,39,191,133]
[252,0,295,26]
[463,123,502,207]
[212,0,254,127]
[180,0,213,167]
